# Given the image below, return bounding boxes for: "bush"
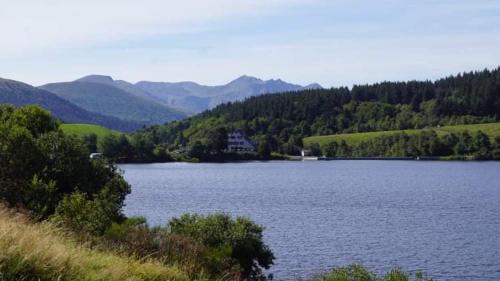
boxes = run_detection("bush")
[169,213,274,280]
[314,265,433,281]
[52,173,130,235]
[104,218,207,277]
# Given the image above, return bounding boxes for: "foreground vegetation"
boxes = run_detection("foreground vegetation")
[0,205,189,281]
[0,105,274,280]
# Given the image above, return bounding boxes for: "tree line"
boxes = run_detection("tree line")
[86,68,500,161]
[316,130,500,160]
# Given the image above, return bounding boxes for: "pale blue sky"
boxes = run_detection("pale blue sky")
[1,0,499,87]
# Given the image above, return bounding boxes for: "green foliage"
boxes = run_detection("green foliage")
[8,105,58,137]
[153,144,174,162]
[169,213,274,280]
[204,127,228,154]
[187,141,207,160]
[0,121,42,206]
[50,165,130,234]
[101,134,134,162]
[104,216,147,241]
[306,143,322,156]
[24,175,58,219]
[257,135,273,159]
[315,129,498,159]
[0,105,130,227]
[82,133,98,153]
[314,265,432,281]
[53,192,107,234]
[50,174,131,234]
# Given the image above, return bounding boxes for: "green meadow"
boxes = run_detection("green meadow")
[60,123,119,140]
[304,122,500,147]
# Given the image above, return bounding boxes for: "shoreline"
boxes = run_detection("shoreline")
[117,157,500,165]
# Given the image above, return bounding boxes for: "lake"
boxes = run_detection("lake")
[120,161,500,280]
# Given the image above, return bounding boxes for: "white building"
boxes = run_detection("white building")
[227,129,256,152]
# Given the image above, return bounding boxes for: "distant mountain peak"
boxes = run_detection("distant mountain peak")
[231,75,262,84]
[76,75,114,84]
[302,83,323,90]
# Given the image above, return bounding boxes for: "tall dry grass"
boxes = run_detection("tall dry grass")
[0,205,191,281]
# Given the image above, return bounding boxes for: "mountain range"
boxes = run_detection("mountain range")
[1,74,322,131]
[40,77,185,125]
[0,78,141,131]
[135,75,322,114]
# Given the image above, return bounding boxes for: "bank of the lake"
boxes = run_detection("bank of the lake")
[121,161,500,281]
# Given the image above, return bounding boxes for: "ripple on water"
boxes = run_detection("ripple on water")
[121,161,500,281]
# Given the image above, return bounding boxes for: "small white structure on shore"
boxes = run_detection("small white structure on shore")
[89,153,103,160]
[302,149,317,157]
[300,149,318,160]
[227,129,256,152]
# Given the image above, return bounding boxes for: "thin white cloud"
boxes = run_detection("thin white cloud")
[9,33,499,87]
[1,0,499,87]
[0,0,309,55]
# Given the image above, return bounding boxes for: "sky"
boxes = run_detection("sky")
[1,0,500,87]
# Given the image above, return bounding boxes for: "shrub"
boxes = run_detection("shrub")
[52,192,110,235]
[313,265,433,281]
[104,216,147,241]
[169,213,274,280]
[104,218,207,277]
[52,176,130,235]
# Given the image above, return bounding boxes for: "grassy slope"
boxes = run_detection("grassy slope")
[60,123,119,140]
[304,122,500,147]
[0,205,190,281]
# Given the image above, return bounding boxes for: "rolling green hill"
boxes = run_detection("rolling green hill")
[60,123,119,140]
[304,122,500,147]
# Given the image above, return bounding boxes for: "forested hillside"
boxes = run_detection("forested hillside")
[105,68,499,161]
[205,68,499,134]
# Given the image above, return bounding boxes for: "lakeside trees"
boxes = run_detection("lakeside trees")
[319,130,500,159]
[0,105,130,220]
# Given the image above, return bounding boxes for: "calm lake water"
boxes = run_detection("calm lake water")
[120,161,500,280]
